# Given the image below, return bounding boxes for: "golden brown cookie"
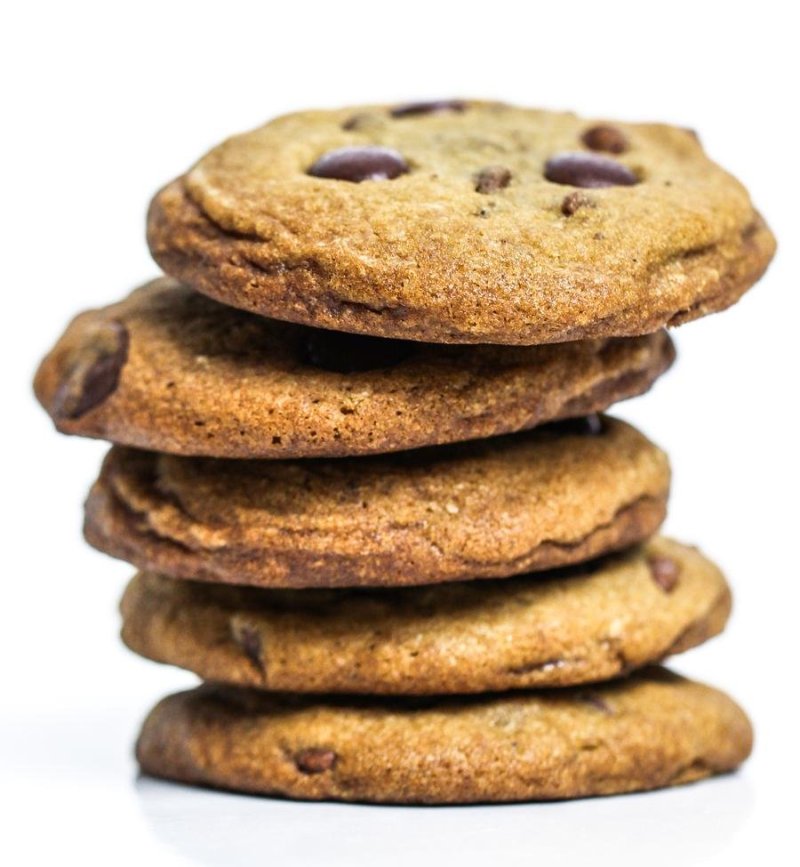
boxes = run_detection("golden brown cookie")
[147,100,775,345]
[33,278,674,458]
[85,416,669,588]
[121,538,729,694]
[135,668,752,803]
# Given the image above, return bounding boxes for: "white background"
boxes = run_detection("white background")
[2,1,798,864]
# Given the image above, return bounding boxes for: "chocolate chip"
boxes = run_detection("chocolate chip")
[553,414,606,436]
[308,146,409,182]
[300,329,415,373]
[579,693,613,714]
[544,153,638,188]
[390,100,466,118]
[475,165,512,194]
[294,748,337,774]
[52,320,129,419]
[233,623,263,670]
[341,113,382,131]
[648,556,680,593]
[561,191,596,216]
[581,125,629,154]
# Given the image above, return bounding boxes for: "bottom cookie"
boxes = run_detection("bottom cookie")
[136,668,751,804]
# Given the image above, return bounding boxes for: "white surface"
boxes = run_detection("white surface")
[2,1,798,864]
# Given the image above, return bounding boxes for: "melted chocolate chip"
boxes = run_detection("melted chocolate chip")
[300,329,416,373]
[648,556,681,593]
[390,100,466,118]
[581,125,629,154]
[475,165,512,194]
[561,191,596,216]
[544,153,638,189]
[294,748,337,774]
[234,623,264,670]
[52,320,129,419]
[308,146,409,182]
[341,113,382,131]
[579,693,613,714]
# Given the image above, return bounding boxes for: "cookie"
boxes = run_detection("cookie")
[135,668,752,803]
[147,101,775,345]
[121,538,729,694]
[33,278,674,458]
[85,416,669,588]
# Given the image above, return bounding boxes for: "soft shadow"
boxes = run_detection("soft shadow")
[135,772,754,867]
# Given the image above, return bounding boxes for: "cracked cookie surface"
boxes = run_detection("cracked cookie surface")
[135,668,752,803]
[33,277,674,458]
[85,416,669,588]
[121,538,729,694]
[147,100,775,344]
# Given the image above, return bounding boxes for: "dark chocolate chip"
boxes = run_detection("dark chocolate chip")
[579,693,613,714]
[581,125,629,154]
[294,748,338,774]
[561,191,596,216]
[544,153,638,188]
[390,100,466,118]
[552,414,606,436]
[52,320,129,419]
[475,165,512,194]
[341,113,381,131]
[648,556,681,593]
[300,329,415,373]
[308,146,408,182]
[233,623,263,670]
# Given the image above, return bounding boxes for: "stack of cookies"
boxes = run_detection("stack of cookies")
[34,100,775,804]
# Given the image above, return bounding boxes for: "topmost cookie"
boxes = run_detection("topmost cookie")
[148,100,775,345]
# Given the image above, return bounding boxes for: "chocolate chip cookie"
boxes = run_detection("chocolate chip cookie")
[33,277,674,458]
[148,100,775,345]
[135,668,752,803]
[121,538,729,694]
[85,416,669,588]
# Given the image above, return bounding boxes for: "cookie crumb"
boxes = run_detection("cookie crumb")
[561,191,596,216]
[475,165,512,194]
